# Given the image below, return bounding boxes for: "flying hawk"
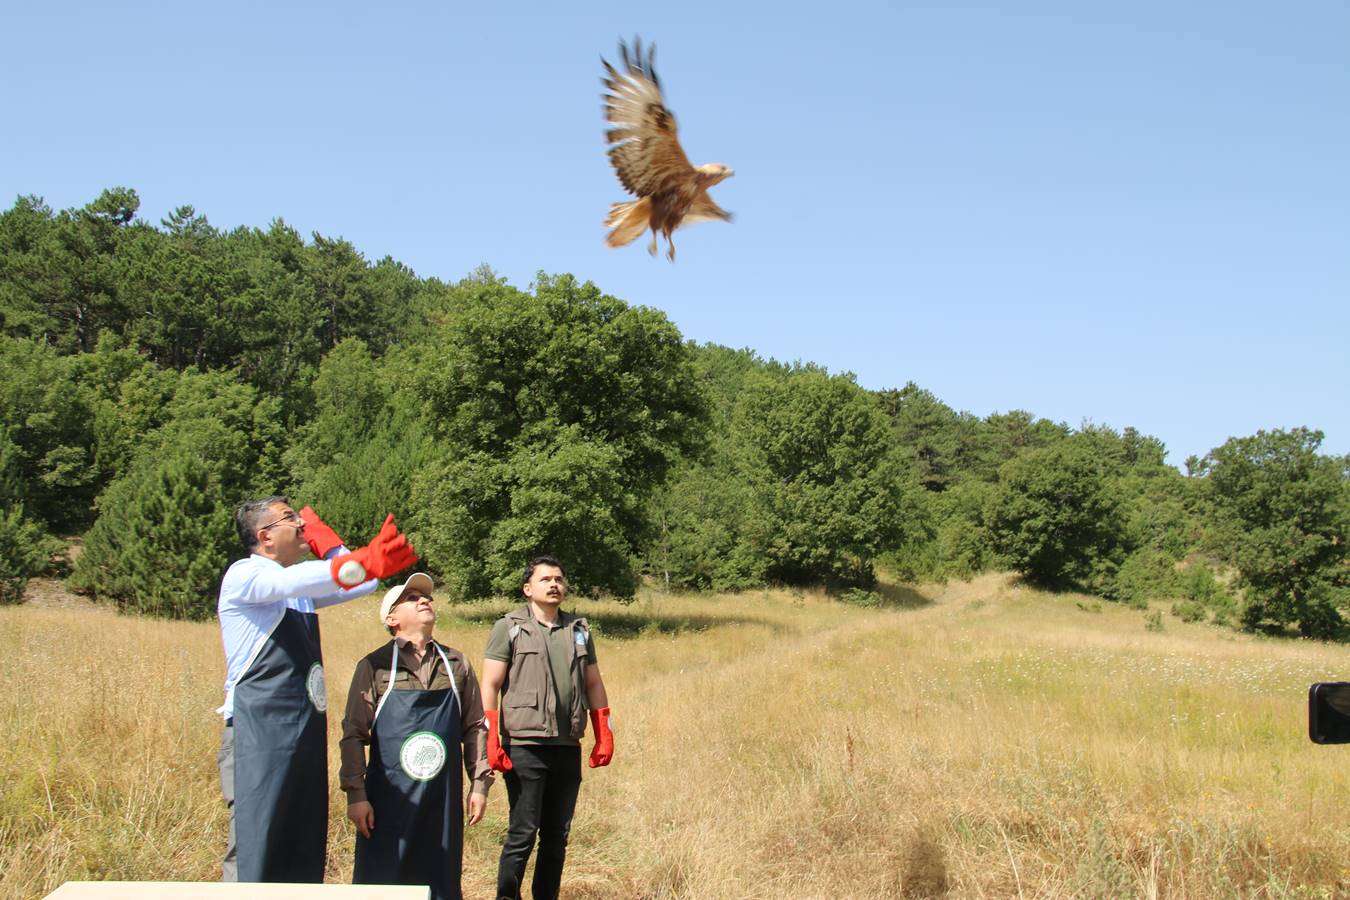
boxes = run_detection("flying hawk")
[601,38,733,261]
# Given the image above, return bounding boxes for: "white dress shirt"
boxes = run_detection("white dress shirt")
[217,549,377,718]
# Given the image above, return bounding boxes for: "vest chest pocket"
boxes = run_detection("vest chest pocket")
[507,647,542,712]
[503,640,549,733]
[508,643,541,673]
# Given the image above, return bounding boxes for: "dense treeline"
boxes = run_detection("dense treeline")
[2,190,1346,636]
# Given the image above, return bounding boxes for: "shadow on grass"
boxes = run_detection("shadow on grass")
[448,605,781,640]
[871,582,936,610]
[588,610,783,640]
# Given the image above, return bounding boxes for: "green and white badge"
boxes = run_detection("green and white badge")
[306,662,327,713]
[400,731,448,781]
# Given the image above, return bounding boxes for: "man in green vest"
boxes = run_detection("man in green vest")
[481,555,614,900]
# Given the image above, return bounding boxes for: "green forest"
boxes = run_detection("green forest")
[2,189,1346,637]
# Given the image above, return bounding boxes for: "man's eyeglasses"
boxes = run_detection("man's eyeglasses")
[396,592,434,607]
[259,511,303,531]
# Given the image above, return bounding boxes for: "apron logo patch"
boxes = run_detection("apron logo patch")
[306,663,327,714]
[400,731,447,782]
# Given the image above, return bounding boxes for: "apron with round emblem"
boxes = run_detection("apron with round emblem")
[232,607,328,882]
[353,640,464,900]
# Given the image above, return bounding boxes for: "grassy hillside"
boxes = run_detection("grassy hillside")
[2,575,1348,898]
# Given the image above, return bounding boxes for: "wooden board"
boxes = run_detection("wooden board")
[45,884,428,899]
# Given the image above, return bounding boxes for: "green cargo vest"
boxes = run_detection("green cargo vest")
[499,606,591,740]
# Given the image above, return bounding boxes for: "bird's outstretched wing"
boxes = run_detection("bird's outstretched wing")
[602,38,695,197]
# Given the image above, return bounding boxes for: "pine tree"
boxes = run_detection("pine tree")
[0,425,62,602]
[70,449,234,619]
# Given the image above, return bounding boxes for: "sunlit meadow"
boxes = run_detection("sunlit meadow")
[3,573,1349,898]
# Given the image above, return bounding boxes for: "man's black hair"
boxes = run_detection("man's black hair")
[522,555,566,586]
[235,496,290,552]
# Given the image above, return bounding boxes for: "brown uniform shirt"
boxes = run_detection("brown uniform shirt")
[340,637,493,805]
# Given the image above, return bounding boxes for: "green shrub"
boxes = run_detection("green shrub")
[837,588,883,608]
[0,503,60,604]
[984,436,1127,589]
[1196,428,1349,639]
[887,481,995,582]
[729,367,916,589]
[1109,549,1178,609]
[644,456,761,592]
[882,538,945,584]
[1171,599,1206,623]
[1178,565,1235,610]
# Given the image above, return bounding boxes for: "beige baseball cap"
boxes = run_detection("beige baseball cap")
[379,572,435,622]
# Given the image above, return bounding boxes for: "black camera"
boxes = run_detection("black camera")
[1309,683,1350,744]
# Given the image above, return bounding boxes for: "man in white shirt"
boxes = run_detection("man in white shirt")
[217,496,416,882]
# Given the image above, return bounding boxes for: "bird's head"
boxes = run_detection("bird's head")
[695,163,734,186]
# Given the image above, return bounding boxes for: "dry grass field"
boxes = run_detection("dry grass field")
[3,573,1349,899]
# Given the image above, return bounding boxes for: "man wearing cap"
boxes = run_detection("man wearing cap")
[217,498,417,883]
[341,572,493,900]
[481,555,615,900]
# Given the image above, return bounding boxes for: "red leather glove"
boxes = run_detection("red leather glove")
[299,506,344,559]
[484,709,513,772]
[588,707,614,768]
[329,514,417,588]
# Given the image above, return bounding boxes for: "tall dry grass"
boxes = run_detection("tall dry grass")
[3,574,1350,898]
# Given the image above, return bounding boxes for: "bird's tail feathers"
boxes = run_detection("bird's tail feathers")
[605,199,650,247]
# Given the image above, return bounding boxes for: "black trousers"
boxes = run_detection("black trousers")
[496,744,582,900]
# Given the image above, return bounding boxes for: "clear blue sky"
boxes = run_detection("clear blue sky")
[5,0,1347,467]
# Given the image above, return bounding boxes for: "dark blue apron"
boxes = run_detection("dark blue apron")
[354,641,464,900]
[232,607,329,883]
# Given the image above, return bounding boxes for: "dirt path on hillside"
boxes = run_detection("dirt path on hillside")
[22,577,95,610]
[20,540,95,610]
